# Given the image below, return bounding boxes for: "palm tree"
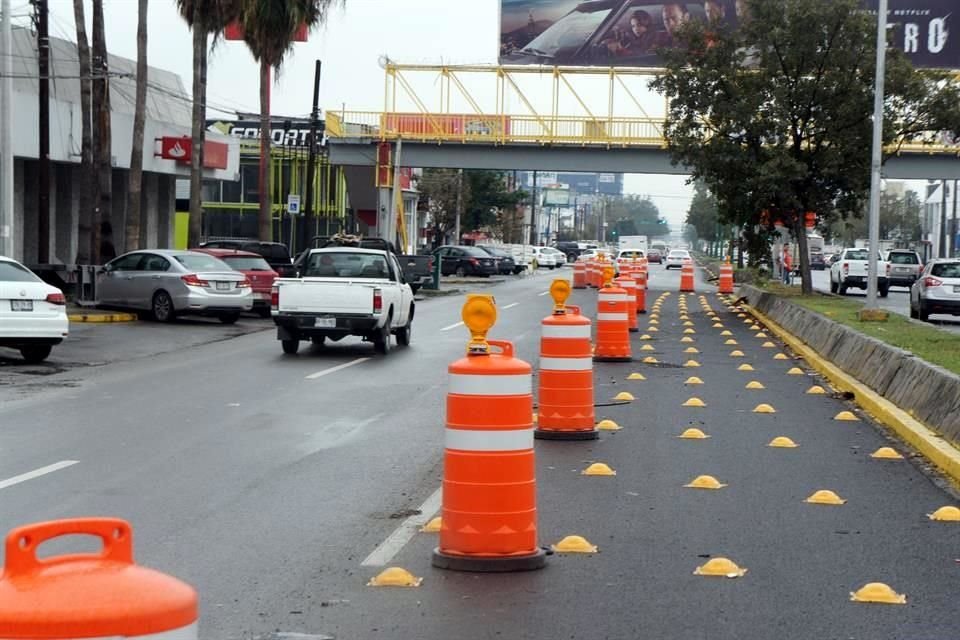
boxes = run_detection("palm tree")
[125,0,148,252]
[175,0,240,248]
[237,0,339,242]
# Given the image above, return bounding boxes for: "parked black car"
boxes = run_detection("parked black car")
[477,245,520,275]
[199,240,294,276]
[810,252,826,270]
[433,245,498,277]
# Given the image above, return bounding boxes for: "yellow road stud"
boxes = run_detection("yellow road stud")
[712,323,724,328]
[420,517,442,533]
[870,447,903,460]
[684,328,696,334]
[684,360,701,368]
[614,391,635,402]
[640,334,652,340]
[643,356,659,364]
[596,419,621,431]
[685,376,704,385]
[720,330,733,336]
[745,381,765,389]
[683,321,694,326]
[762,341,776,348]
[834,411,859,421]
[648,326,659,333]
[678,427,709,439]
[693,557,747,577]
[683,397,706,407]
[787,367,804,375]
[755,332,768,338]
[928,506,960,521]
[685,475,726,489]
[649,319,659,325]
[753,403,776,413]
[582,462,617,476]
[641,344,656,351]
[805,490,846,505]
[680,336,694,343]
[551,535,598,553]
[773,353,789,360]
[738,363,755,371]
[768,436,798,448]
[730,350,745,357]
[743,318,754,324]
[368,567,423,587]
[684,347,700,354]
[737,313,746,317]
[850,583,906,605]
[627,372,646,380]
[725,339,738,345]
[806,385,826,394]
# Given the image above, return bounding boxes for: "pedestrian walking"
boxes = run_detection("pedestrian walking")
[782,244,793,285]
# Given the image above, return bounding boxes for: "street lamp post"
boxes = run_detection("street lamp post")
[864,0,888,311]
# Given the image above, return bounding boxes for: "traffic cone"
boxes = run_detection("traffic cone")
[536,280,597,441]
[634,263,648,314]
[718,260,734,294]
[0,518,198,639]
[573,260,587,289]
[434,295,546,572]
[593,267,632,362]
[615,275,639,332]
[680,258,695,293]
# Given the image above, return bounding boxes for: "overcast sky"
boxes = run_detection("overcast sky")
[39,0,707,227]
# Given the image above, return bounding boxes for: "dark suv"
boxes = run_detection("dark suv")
[555,241,582,262]
[198,240,294,276]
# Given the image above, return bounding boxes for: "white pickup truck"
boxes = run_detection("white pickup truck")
[271,245,415,355]
[829,247,890,297]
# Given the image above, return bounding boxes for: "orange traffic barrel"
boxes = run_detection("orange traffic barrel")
[593,267,632,362]
[572,261,587,289]
[434,295,546,572]
[680,258,695,293]
[719,261,734,294]
[0,518,198,639]
[634,263,648,314]
[585,258,597,288]
[615,275,638,332]
[536,280,597,441]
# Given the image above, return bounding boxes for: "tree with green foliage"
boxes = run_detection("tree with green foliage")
[464,170,527,233]
[651,0,960,294]
[686,181,718,246]
[418,169,526,246]
[830,188,923,246]
[606,195,669,240]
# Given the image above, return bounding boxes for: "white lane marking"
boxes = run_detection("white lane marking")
[538,291,551,296]
[361,487,443,567]
[440,321,465,332]
[305,357,370,380]
[502,302,520,309]
[0,460,79,491]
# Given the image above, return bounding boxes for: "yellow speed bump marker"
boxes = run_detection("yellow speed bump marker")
[596,419,621,431]
[685,376,704,385]
[683,321,695,327]
[648,326,659,333]
[640,334,652,340]
[725,339,738,345]
[730,350,745,357]
[753,403,776,413]
[773,353,789,360]
[745,381,765,390]
[737,363,755,371]
[368,567,423,587]
[684,347,700,354]
[787,367,804,375]
[680,336,694,343]
[850,583,906,605]
[627,372,646,380]
[643,356,659,364]
[762,341,776,348]
[614,391,635,402]
[834,411,859,421]
[551,535,598,553]
[683,328,696,334]
[928,506,960,521]
[755,332,768,338]
[737,313,746,318]
[870,447,903,460]
[641,344,656,351]
[420,517,442,533]
[684,360,702,368]
[582,462,617,476]
[685,475,726,489]
[683,397,706,407]
[649,319,659,325]
[807,385,827,394]
[720,330,733,336]
[693,557,747,577]
[768,436,798,448]
[805,490,846,505]
[679,427,709,439]
[712,323,724,328]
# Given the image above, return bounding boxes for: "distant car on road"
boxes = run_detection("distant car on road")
[809,253,826,270]
[99,250,253,323]
[541,246,567,266]
[191,248,278,317]
[530,246,558,269]
[829,248,889,297]
[433,245,499,277]
[0,256,68,363]
[665,249,691,269]
[647,249,662,264]
[885,249,923,288]
[910,259,960,322]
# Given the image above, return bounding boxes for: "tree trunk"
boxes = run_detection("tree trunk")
[795,216,812,294]
[125,0,148,252]
[258,59,272,241]
[187,5,206,248]
[91,0,111,263]
[72,0,94,263]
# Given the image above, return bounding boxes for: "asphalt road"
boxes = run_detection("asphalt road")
[810,269,960,334]
[1,264,957,639]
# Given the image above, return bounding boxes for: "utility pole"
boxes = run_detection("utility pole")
[940,180,948,258]
[454,168,462,245]
[529,171,537,245]
[35,0,50,263]
[952,179,958,258]
[0,0,14,258]
[304,60,321,236]
[864,0,887,310]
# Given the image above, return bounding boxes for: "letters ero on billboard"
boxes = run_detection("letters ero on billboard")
[499,0,959,70]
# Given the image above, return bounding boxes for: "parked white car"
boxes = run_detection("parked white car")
[541,247,567,266]
[530,246,557,269]
[910,259,960,322]
[0,256,69,362]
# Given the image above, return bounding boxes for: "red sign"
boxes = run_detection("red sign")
[203,141,229,170]
[224,21,307,42]
[157,136,228,170]
[384,114,511,138]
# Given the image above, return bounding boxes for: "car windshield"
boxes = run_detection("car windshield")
[462,247,491,257]
[844,250,870,260]
[889,253,920,265]
[620,251,644,259]
[481,248,509,258]
[0,261,40,282]
[303,251,390,279]
[222,256,273,271]
[669,251,689,258]
[931,262,960,278]
[521,6,612,57]
[174,254,232,272]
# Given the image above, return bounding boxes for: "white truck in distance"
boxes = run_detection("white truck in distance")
[829,248,890,297]
[271,241,414,356]
[618,235,648,256]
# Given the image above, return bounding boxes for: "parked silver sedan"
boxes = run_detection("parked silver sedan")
[99,250,253,323]
[910,259,960,322]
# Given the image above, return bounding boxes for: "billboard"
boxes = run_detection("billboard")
[499,1,960,70]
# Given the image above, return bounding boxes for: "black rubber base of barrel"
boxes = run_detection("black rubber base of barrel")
[534,428,599,441]
[629,328,639,333]
[593,356,632,362]
[432,548,547,572]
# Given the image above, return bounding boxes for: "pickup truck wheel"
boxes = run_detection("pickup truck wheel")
[281,339,300,355]
[829,278,838,294]
[374,315,392,355]
[909,302,919,319]
[396,311,413,347]
[879,284,889,298]
[837,282,847,296]
[20,344,52,363]
[918,303,930,322]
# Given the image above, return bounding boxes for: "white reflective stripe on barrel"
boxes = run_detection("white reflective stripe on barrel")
[539,356,593,371]
[598,293,628,302]
[597,313,628,321]
[542,323,592,339]
[448,373,532,396]
[445,428,535,451]
[44,624,201,640]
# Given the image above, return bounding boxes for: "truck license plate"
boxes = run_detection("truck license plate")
[314,317,336,328]
[11,300,33,312]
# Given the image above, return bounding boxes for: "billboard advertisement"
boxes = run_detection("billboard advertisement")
[499,1,960,70]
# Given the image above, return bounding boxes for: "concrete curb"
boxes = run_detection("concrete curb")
[738,297,960,487]
[68,312,138,323]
